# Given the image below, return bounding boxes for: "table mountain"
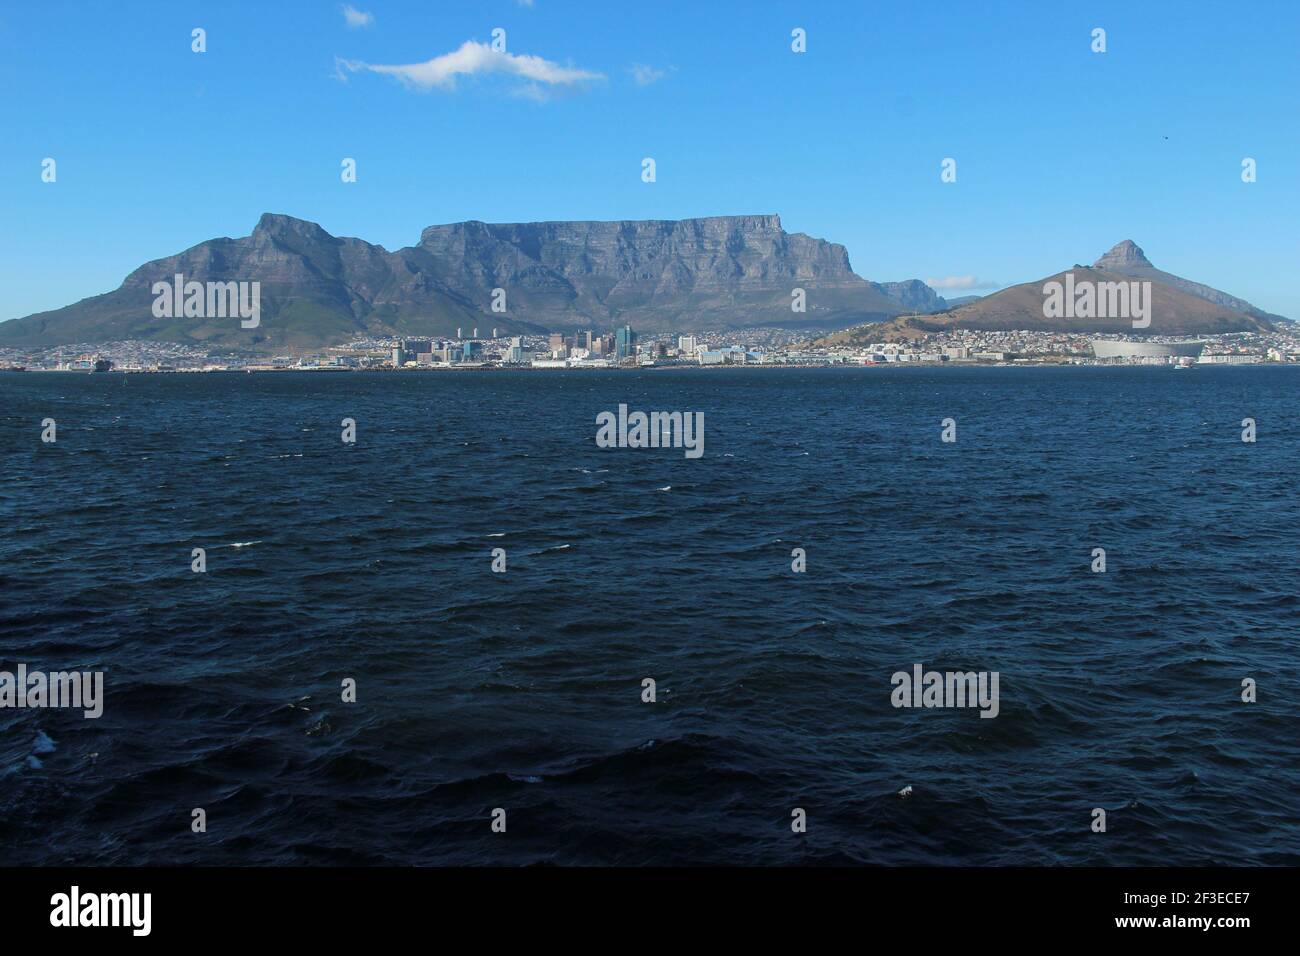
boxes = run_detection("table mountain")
[0,213,931,349]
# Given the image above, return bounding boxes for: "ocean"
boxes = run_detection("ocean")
[1,365,1297,865]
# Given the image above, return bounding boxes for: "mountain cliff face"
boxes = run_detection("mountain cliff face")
[0,214,920,349]
[877,280,948,314]
[407,214,914,332]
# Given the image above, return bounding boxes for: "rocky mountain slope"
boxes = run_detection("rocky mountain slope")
[1090,240,1286,324]
[0,214,938,349]
[818,241,1278,344]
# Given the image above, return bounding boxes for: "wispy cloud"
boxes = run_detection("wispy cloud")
[335,40,603,97]
[926,275,1001,291]
[628,63,674,87]
[341,5,374,29]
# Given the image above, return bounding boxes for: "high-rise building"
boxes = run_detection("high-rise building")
[678,335,697,355]
[615,324,636,360]
[391,345,406,366]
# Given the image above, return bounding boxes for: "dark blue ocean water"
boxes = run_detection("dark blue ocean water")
[2,366,1297,866]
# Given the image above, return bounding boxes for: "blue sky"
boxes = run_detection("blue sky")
[2,0,1297,322]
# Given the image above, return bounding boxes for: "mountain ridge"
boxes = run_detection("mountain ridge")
[1089,239,1287,325]
[816,240,1280,345]
[0,213,940,349]
[2,221,1284,350]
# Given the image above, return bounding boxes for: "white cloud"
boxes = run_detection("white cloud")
[341,5,374,29]
[629,63,673,87]
[925,275,1000,291]
[335,40,603,96]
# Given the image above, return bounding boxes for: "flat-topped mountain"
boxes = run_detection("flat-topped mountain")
[0,213,937,349]
[819,240,1279,344]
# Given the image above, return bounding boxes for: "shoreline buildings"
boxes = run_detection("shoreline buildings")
[6,324,1300,373]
